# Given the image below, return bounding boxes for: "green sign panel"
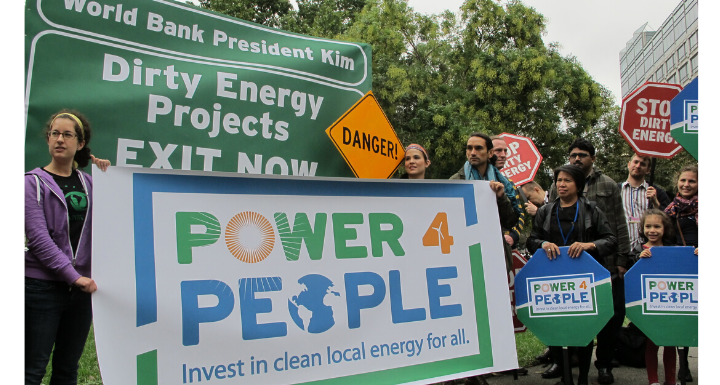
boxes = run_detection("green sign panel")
[624,247,698,347]
[670,77,698,160]
[25,0,371,176]
[514,248,613,347]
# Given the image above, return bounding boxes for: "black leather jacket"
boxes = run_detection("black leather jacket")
[527,197,618,267]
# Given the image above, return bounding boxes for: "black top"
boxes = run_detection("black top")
[676,216,698,247]
[550,203,579,246]
[43,168,88,255]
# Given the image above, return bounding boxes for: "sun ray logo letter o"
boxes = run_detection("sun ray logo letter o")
[225,212,275,263]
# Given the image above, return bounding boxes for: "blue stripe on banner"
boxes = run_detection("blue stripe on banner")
[133,173,480,327]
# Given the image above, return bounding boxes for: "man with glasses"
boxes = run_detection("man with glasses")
[490,135,527,252]
[548,138,629,385]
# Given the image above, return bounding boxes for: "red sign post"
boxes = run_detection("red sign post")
[507,250,528,333]
[498,133,543,185]
[619,82,683,158]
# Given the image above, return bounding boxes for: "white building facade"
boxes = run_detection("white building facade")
[619,0,698,99]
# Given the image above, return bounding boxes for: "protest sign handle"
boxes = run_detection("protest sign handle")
[562,347,571,385]
[679,346,687,385]
[648,157,657,186]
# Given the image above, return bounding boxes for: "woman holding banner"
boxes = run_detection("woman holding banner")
[663,163,698,383]
[527,164,617,385]
[25,110,109,384]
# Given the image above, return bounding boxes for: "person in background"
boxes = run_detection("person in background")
[402,143,431,179]
[25,110,110,385]
[490,135,527,251]
[527,165,617,385]
[619,154,671,251]
[521,180,548,217]
[663,164,698,383]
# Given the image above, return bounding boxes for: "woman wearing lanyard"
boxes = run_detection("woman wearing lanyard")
[527,165,617,385]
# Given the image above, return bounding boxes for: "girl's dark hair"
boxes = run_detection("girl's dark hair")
[44,109,92,169]
[638,209,675,245]
[553,165,586,197]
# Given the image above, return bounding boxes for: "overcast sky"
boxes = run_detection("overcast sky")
[402,0,683,106]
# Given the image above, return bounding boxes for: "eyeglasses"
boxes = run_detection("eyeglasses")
[569,152,590,159]
[466,145,485,151]
[48,130,78,140]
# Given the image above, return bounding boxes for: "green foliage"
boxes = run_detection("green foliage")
[588,93,698,192]
[198,0,689,186]
[198,0,292,28]
[515,329,546,367]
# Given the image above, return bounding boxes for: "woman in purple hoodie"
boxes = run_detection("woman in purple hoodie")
[25,110,108,384]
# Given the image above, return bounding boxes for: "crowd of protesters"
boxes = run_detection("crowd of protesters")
[24,112,696,385]
[400,135,697,385]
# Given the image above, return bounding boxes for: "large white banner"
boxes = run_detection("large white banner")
[92,166,517,384]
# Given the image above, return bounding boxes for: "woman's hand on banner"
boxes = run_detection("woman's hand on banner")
[74,277,98,293]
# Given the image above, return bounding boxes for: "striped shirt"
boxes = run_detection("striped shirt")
[620,180,649,250]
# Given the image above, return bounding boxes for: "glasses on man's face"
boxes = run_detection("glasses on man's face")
[48,130,78,140]
[569,152,590,159]
[466,145,484,152]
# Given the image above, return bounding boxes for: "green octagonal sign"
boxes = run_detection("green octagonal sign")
[624,246,698,347]
[670,77,698,160]
[515,247,613,347]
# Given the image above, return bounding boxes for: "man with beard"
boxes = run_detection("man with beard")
[547,138,629,385]
[619,154,671,251]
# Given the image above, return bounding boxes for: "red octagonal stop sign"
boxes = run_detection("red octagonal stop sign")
[620,82,683,158]
[498,133,542,185]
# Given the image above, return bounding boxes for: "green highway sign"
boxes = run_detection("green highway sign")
[25,0,371,176]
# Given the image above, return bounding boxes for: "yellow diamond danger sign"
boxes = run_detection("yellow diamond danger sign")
[326,91,404,179]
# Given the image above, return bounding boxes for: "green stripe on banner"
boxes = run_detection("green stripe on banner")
[299,242,493,384]
[137,349,158,385]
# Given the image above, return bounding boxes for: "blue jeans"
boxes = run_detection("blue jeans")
[25,277,93,385]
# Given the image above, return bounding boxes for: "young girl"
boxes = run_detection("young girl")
[635,209,677,385]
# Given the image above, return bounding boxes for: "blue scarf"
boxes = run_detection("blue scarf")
[463,161,501,182]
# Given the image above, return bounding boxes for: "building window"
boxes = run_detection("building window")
[678,43,686,60]
[685,2,698,26]
[656,67,664,79]
[645,55,654,72]
[666,56,675,72]
[690,54,698,73]
[674,19,686,40]
[667,73,677,84]
[664,31,675,52]
[689,31,698,49]
[679,63,688,81]
[654,44,664,62]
